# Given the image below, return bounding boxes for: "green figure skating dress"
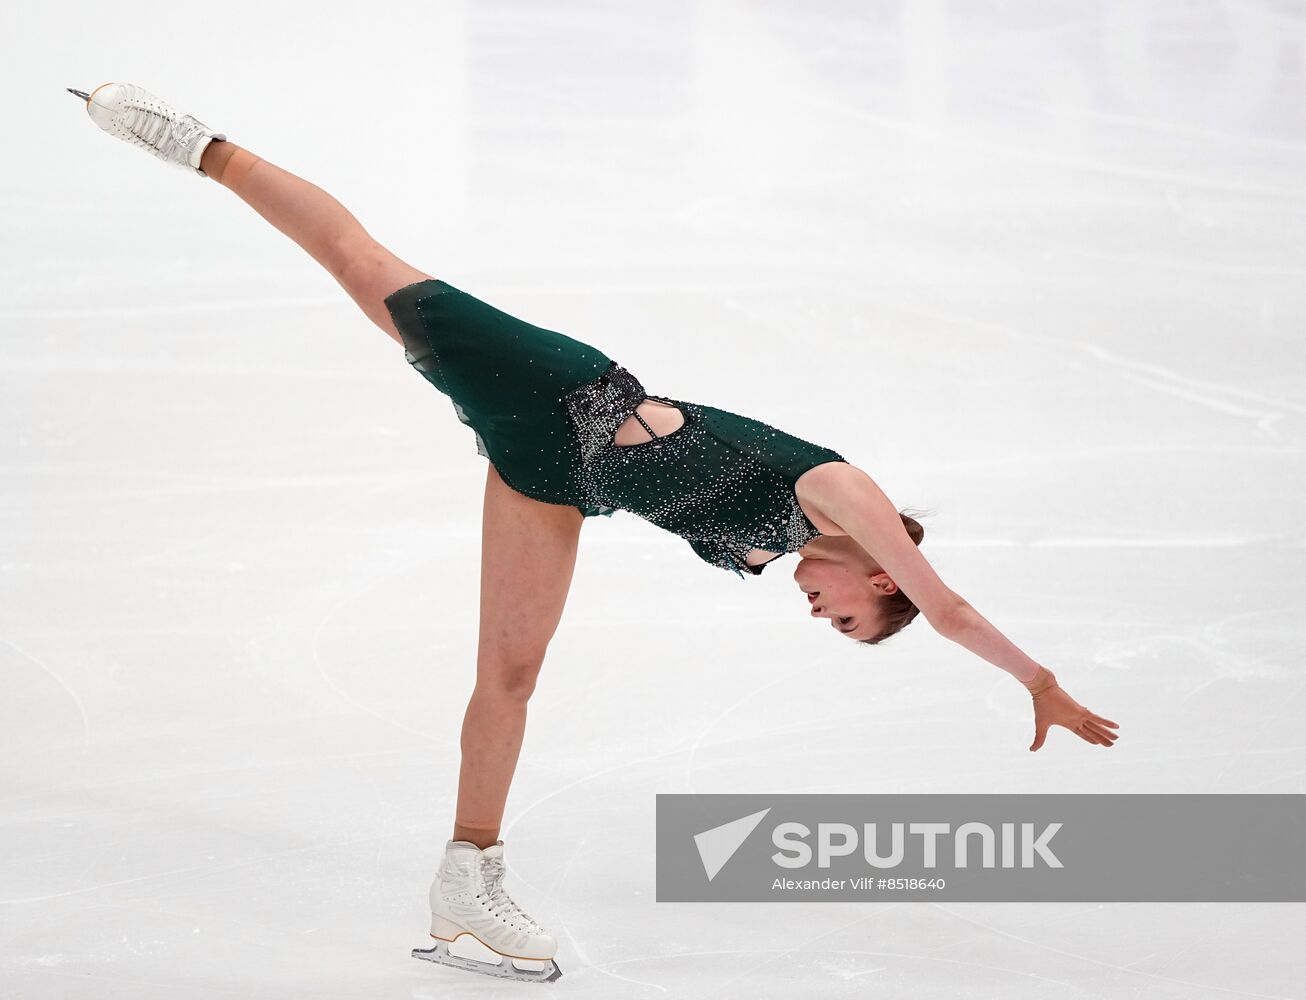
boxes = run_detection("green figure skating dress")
[384,279,847,578]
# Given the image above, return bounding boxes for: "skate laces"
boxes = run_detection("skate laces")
[170,115,210,154]
[120,100,203,164]
[480,856,544,933]
[122,100,175,153]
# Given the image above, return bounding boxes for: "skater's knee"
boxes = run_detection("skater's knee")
[331,240,428,300]
[474,654,546,702]
[328,237,391,289]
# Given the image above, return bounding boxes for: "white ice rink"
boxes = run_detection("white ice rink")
[4,1,1304,997]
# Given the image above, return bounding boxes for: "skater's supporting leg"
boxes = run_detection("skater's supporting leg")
[452,463,584,849]
[199,140,431,346]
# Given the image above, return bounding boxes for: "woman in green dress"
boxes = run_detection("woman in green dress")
[71,82,1121,984]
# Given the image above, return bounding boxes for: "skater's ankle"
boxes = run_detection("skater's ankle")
[199,139,234,181]
[452,823,500,850]
[201,140,259,187]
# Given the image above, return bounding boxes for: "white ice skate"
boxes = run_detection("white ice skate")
[66,83,226,177]
[412,838,562,984]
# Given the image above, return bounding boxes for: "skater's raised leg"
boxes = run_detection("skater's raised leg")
[72,82,431,345]
[199,140,431,345]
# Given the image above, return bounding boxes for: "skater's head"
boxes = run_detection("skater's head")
[792,511,926,644]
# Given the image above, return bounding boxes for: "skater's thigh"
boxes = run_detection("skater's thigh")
[475,463,584,684]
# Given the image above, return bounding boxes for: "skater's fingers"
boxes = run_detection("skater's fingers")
[1082,719,1117,744]
[1073,723,1103,745]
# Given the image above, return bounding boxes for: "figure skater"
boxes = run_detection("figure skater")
[68,82,1122,985]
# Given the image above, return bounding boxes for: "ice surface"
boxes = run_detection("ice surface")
[2,1,1303,997]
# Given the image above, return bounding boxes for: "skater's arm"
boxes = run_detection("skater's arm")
[811,465,1121,750]
[807,465,1039,684]
[939,602,1044,686]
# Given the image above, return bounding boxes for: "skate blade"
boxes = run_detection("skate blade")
[413,939,562,984]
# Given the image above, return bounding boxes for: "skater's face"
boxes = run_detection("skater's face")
[792,552,894,642]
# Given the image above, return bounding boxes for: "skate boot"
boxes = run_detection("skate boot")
[412,838,562,984]
[66,83,226,177]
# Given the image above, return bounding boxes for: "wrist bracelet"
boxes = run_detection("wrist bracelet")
[1024,667,1057,694]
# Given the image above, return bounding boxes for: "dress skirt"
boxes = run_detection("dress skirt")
[383,278,619,517]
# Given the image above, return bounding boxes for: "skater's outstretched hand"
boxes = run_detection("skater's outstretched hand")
[1024,667,1119,752]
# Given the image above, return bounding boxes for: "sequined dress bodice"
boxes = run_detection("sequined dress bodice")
[564,361,847,577]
